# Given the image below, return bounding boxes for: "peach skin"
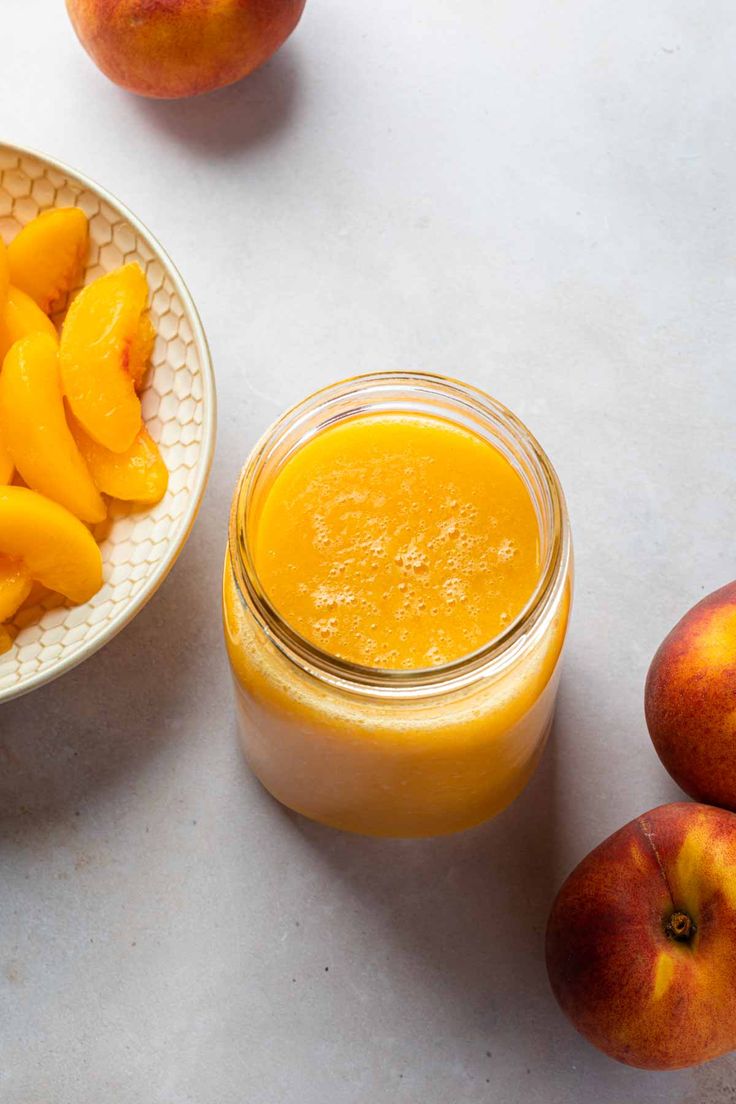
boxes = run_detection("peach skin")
[546,802,736,1069]
[0,333,106,524]
[66,0,307,99]
[645,582,736,809]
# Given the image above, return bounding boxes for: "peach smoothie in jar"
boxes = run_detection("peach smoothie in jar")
[223,373,572,837]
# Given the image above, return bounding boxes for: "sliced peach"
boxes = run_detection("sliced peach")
[0,555,32,622]
[7,207,88,313]
[0,428,12,485]
[19,579,51,611]
[59,263,147,452]
[0,237,9,312]
[0,333,105,523]
[70,418,168,505]
[129,312,156,391]
[0,486,102,604]
[0,285,58,362]
[0,625,11,655]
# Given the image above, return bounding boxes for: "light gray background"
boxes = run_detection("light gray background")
[1,0,734,1100]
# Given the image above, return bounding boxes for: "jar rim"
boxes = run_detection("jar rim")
[229,371,571,698]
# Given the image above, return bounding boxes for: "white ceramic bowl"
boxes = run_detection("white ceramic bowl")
[0,143,216,703]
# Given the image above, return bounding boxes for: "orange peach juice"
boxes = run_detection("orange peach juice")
[224,376,571,837]
[253,414,541,669]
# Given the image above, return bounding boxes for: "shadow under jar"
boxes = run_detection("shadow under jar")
[223,372,572,837]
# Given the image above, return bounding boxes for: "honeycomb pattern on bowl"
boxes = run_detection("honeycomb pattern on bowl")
[0,145,215,702]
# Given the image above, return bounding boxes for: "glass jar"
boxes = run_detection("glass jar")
[223,372,572,837]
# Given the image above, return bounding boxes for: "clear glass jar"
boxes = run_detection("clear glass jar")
[223,372,572,837]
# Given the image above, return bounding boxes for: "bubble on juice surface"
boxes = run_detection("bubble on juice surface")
[496,539,517,562]
[441,577,466,606]
[312,585,355,610]
[394,539,428,575]
[374,647,400,667]
[312,513,330,551]
[425,644,446,666]
[437,517,459,541]
[351,632,379,664]
[312,617,338,642]
[334,487,369,507]
[368,536,387,559]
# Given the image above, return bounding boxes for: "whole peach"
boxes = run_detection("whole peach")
[645,581,736,808]
[65,0,306,99]
[546,802,736,1069]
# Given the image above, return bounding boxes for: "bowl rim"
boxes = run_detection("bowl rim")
[0,141,217,704]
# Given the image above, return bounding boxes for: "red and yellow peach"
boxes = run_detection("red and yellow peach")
[645,581,736,809]
[546,802,736,1069]
[66,0,307,99]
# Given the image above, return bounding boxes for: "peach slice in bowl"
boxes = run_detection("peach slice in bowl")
[0,143,215,702]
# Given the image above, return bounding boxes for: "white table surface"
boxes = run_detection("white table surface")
[2,1,735,1100]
